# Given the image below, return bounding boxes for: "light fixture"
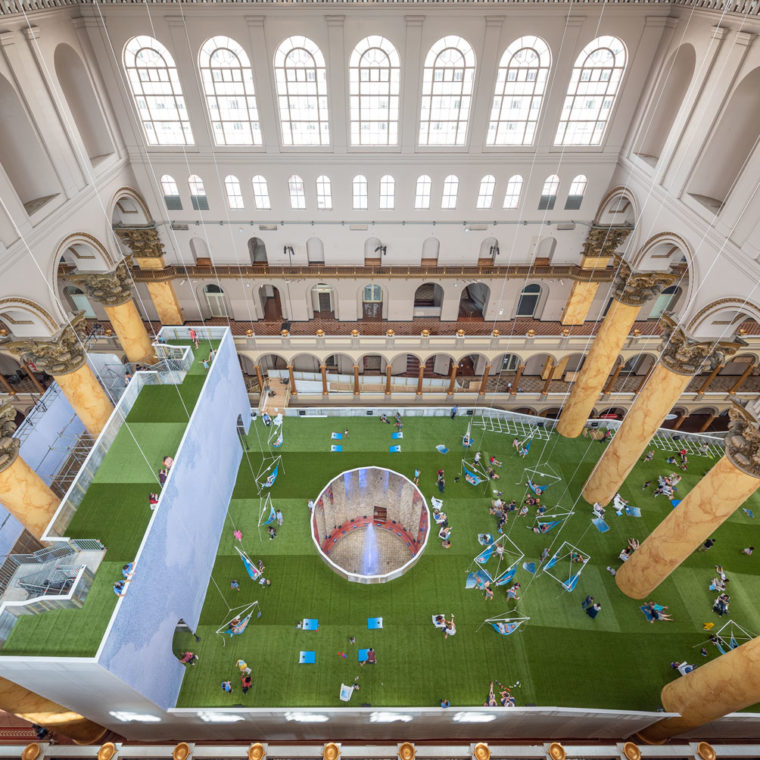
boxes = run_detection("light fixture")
[285,712,329,723]
[452,712,496,723]
[370,712,413,723]
[198,712,244,723]
[109,711,161,723]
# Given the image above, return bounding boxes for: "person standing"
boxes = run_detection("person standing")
[436,470,445,493]
[221,680,232,693]
[241,674,253,695]
[450,405,457,419]
[276,509,283,526]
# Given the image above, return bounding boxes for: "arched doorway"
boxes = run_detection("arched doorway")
[311,283,334,318]
[204,284,227,318]
[259,285,283,321]
[306,237,324,265]
[414,283,443,317]
[248,237,267,264]
[362,284,383,320]
[458,283,489,320]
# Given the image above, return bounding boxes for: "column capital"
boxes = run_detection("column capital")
[0,401,20,473]
[725,403,760,478]
[114,225,165,262]
[581,225,632,258]
[7,313,88,377]
[70,259,133,307]
[612,255,678,307]
[659,315,745,376]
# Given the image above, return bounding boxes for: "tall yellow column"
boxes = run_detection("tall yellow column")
[9,315,114,438]
[72,259,155,364]
[560,226,632,326]
[582,316,744,505]
[0,674,106,744]
[617,404,760,599]
[0,402,59,539]
[116,225,184,326]
[557,257,676,439]
[638,634,760,742]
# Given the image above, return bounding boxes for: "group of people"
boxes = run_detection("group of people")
[379,411,403,431]
[113,562,134,597]
[642,600,673,622]
[433,613,457,639]
[511,438,530,458]
[149,454,175,510]
[221,657,254,695]
[485,680,515,707]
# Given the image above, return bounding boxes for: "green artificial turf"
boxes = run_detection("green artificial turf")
[1,342,215,657]
[176,415,760,712]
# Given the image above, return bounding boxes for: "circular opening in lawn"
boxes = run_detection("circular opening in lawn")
[311,467,430,584]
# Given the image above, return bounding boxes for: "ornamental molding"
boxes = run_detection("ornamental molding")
[611,254,679,307]
[725,402,760,479]
[581,226,632,259]
[69,259,134,307]
[114,225,165,260]
[0,401,20,473]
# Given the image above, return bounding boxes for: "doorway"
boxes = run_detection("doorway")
[362,284,383,320]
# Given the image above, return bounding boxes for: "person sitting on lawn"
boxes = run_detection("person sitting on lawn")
[483,581,494,601]
[512,438,521,452]
[506,582,520,602]
[643,450,654,462]
[489,456,503,468]
[149,492,159,510]
[485,682,499,707]
[592,503,605,519]
[444,614,456,639]
[486,466,500,480]
[713,593,730,616]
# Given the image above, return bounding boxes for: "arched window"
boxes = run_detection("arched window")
[415,175,432,209]
[199,36,260,146]
[363,284,382,302]
[538,174,559,210]
[516,284,541,317]
[316,175,332,209]
[648,286,681,319]
[380,175,395,209]
[289,175,306,209]
[161,175,182,210]
[252,176,271,209]
[487,36,551,146]
[503,175,523,209]
[441,175,459,209]
[225,175,244,209]
[274,36,329,146]
[123,36,193,146]
[349,36,400,146]
[204,283,227,318]
[353,175,368,209]
[476,175,495,209]
[555,36,627,146]
[189,175,208,210]
[565,175,587,210]
[419,36,476,146]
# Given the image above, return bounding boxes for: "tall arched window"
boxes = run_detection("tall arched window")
[353,175,368,209]
[252,176,271,209]
[189,175,208,210]
[565,175,587,210]
[124,36,193,145]
[555,36,627,146]
[415,175,432,209]
[487,36,551,146]
[274,36,329,146]
[349,36,400,146]
[161,175,182,210]
[316,175,332,209]
[289,175,306,209]
[419,36,476,146]
[199,36,260,146]
[538,174,559,210]
[503,175,523,209]
[476,175,495,209]
[204,283,227,318]
[380,175,395,209]
[441,175,459,209]
[225,175,244,209]
[516,284,541,317]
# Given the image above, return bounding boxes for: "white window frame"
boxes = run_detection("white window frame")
[487,36,551,146]
[380,175,395,209]
[476,175,495,209]
[565,174,587,209]
[503,175,523,209]
[555,36,627,146]
[274,36,330,147]
[224,175,244,209]
[316,175,332,209]
[538,174,560,210]
[419,36,476,147]
[349,36,400,146]
[415,175,432,209]
[441,175,459,209]
[189,174,208,210]
[289,175,306,209]
[353,175,368,209]
[123,36,193,146]
[251,175,271,209]
[199,36,261,146]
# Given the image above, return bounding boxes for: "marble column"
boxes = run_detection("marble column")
[638,633,760,742]
[560,226,631,326]
[602,359,623,395]
[541,362,556,395]
[9,315,113,438]
[320,365,328,396]
[582,316,744,506]
[255,363,264,392]
[71,260,155,364]
[511,364,524,395]
[0,674,106,744]
[287,365,297,396]
[556,257,676,439]
[385,365,392,396]
[696,362,723,394]
[24,364,45,394]
[353,365,360,396]
[698,412,717,432]
[416,365,424,396]
[0,402,59,539]
[729,360,756,394]
[116,225,184,326]
[616,403,760,599]
[447,363,458,395]
[0,374,15,395]
[478,364,491,396]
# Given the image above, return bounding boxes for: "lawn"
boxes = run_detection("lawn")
[1,341,213,657]
[176,413,760,712]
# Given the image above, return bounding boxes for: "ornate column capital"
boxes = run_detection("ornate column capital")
[581,225,632,258]
[725,403,760,478]
[69,259,133,307]
[659,314,745,376]
[612,255,679,306]
[6,313,88,376]
[114,225,165,260]
[0,401,20,473]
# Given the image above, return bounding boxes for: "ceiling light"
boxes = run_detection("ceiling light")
[452,712,496,723]
[198,712,244,723]
[109,711,161,723]
[370,712,413,723]
[285,712,329,723]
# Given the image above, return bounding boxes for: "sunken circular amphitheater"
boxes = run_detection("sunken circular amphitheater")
[311,466,430,583]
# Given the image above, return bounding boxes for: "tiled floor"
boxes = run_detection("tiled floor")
[327,527,413,576]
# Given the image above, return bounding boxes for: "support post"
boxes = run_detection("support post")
[24,364,45,394]
[478,364,491,396]
[696,363,723,395]
[255,363,264,393]
[287,364,297,396]
[511,364,524,395]
[729,361,756,394]
[353,364,360,396]
[602,359,623,395]
[447,362,458,395]
[385,365,392,396]
[320,364,328,396]
[698,412,716,432]
[0,374,15,396]
[416,364,424,397]
[541,362,556,396]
